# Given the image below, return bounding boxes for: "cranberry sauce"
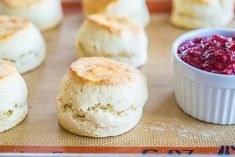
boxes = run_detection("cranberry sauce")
[177,35,235,75]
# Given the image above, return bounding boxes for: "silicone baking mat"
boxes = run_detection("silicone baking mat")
[1,14,235,155]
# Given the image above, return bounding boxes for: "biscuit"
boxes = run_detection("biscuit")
[171,0,235,29]
[82,0,150,26]
[0,16,46,73]
[76,14,148,67]
[0,0,63,31]
[0,60,28,132]
[57,57,148,137]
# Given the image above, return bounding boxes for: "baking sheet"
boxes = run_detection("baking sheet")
[0,13,235,154]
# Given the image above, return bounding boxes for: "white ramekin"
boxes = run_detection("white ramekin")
[172,28,235,125]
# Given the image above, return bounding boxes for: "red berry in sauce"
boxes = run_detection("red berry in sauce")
[178,35,235,75]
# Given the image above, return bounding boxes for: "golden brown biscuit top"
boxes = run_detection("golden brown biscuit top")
[1,0,41,7]
[82,0,118,15]
[0,60,17,79]
[193,0,209,3]
[70,57,141,85]
[0,16,30,41]
[87,14,142,34]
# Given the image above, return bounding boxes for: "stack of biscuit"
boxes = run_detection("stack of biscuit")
[0,0,149,138]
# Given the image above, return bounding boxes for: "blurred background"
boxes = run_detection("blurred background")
[62,0,172,13]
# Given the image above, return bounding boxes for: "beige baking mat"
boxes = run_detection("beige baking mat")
[0,13,235,147]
